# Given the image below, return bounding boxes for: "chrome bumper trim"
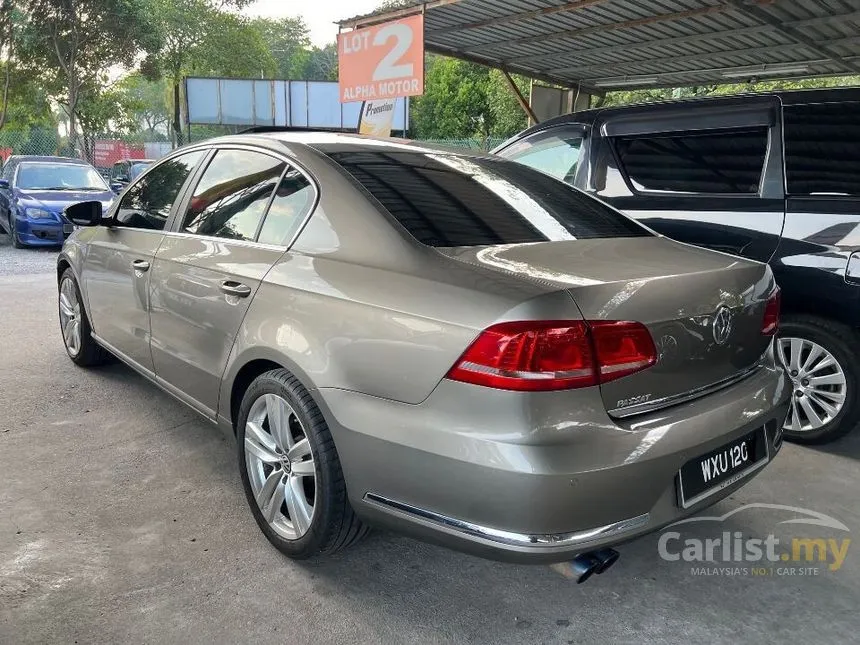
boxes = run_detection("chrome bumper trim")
[363,493,650,549]
[609,361,766,419]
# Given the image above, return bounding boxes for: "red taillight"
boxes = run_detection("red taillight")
[589,321,658,383]
[761,288,781,335]
[446,320,657,392]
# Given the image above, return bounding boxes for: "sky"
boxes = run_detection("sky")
[245,0,383,47]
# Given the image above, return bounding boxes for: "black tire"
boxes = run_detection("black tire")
[59,268,110,367]
[778,314,860,444]
[10,215,24,249]
[236,369,368,558]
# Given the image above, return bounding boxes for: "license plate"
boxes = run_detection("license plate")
[678,428,768,508]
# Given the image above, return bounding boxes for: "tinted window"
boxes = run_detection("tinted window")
[785,102,860,196]
[181,149,284,241]
[257,167,315,246]
[17,162,108,190]
[116,151,204,230]
[613,128,768,194]
[130,162,151,179]
[501,127,584,184]
[327,150,647,247]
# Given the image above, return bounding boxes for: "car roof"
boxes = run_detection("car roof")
[512,86,860,139]
[259,131,498,159]
[8,155,90,165]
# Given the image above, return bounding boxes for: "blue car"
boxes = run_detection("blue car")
[0,155,115,248]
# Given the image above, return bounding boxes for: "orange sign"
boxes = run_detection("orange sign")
[338,14,424,103]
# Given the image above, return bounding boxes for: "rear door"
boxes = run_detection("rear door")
[590,98,785,263]
[777,100,860,324]
[149,146,317,415]
[82,150,205,372]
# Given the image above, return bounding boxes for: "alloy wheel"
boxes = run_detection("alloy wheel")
[244,393,317,540]
[779,337,847,432]
[59,278,82,357]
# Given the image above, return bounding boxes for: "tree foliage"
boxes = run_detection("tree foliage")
[19,0,160,151]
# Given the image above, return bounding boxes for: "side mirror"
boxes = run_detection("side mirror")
[64,201,102,227]
[0,179,9,190]
[110,181,125,193]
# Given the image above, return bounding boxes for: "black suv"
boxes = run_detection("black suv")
[496,88,860,444]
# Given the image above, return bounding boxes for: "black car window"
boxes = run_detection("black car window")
[327,150,648,247]
[181,149,285,241]
[612,128,768,194]
[784,102,860,196]
[115,151,205,231]
[500,126,585,184]
[257,166,315,246]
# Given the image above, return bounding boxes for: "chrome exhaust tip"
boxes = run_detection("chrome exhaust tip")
[591,548,620,574]
[568,554,602,584]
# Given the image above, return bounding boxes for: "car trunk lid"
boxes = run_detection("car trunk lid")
[438,237,775,415]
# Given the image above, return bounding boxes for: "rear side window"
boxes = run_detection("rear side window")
[500,126,584,184]
[115,151,204,231]
[784,102,860,196]
[257,167,315,246]
[327,150,648,247]
[613,128,768,194]
[181,149,285,241]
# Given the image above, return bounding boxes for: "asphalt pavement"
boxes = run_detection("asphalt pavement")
[1,233,859,644]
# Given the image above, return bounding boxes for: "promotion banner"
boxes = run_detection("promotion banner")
[338,14,424,103]
[358,98,398,136]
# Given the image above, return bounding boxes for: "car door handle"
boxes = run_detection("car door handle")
[220,280,252,297]
[132,259,150,272]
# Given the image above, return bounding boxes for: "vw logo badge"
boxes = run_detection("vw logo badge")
[712,306,733,345]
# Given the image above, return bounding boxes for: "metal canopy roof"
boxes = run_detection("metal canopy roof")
[337,0,860,93]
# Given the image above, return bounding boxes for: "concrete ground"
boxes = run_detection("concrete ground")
[1,232,858,645]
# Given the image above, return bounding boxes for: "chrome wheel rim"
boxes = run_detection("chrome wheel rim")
[779,337,847,432]
[244,393,316,539]
[59,278,82,357]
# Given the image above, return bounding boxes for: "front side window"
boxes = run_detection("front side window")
[612,128,768,194]
[181,149,285,241]
[115,151,205,231]
[326,149,648,247]
[111,162,127,181]
[500,126,584,184]
[784,102,860,196]
[16,163,108,191]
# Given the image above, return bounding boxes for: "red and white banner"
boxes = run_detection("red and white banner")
[93,140,147,167]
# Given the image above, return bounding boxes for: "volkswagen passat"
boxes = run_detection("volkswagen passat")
[57,133,789,566]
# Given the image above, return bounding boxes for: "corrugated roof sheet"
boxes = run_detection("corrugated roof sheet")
[337,0,860,92]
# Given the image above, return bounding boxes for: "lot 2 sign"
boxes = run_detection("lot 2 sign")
[338,15,424,103]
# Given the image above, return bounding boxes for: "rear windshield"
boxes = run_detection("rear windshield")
[326,150,649,247]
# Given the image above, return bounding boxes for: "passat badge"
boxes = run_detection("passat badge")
[712,306,733,346]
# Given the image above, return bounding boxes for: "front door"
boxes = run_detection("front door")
[82,150,206,372]
[149,147,309,415]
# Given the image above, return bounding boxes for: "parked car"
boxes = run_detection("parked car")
[496,88,860,445]
[108,158,154,193]
[57,133,788,572]
[0,155,115,248]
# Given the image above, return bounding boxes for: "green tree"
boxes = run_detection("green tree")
[143,0,264,146]
[115,72,170,138]
[251,17,311,79]
[19,0,160,153]
[300,44,338,81]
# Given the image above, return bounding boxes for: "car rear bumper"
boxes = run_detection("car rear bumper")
[318,352,790,563]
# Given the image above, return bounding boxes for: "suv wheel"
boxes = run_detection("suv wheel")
[237,369,368,558]
[778,315,859,444]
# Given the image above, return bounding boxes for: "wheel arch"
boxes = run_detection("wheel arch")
[222,349,329,435]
